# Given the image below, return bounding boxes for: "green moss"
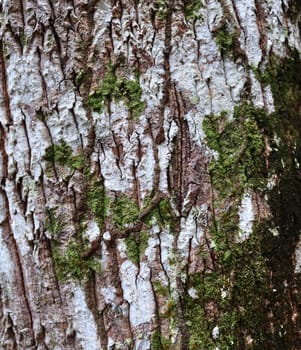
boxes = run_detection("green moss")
[183,0,203,21]
[154,0,169,20]
[151,329,172,350]
[124,231,148,265]
[214,25,239,58]
[52,238,101,282]
[122,78,146,118]
[88,64,145,118]
[151,330,163,350]
[75,70,89,87]
[143,195,172,228]
[87,179,108,229]
[190,103,272,348]
[20,30,27,48]
[195,50,301,349]
[203,104,267,200]
[185,236,269,348]
[153,281,169,297]
[44,140,84,170]
[45,208,65,238]
[111,195,139,230]
[257,50,301,348]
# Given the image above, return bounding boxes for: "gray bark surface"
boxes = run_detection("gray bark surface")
[0,0,301,349]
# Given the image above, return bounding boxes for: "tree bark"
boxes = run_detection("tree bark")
[0,0,301,349]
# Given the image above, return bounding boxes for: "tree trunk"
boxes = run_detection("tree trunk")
[1,0,301,349]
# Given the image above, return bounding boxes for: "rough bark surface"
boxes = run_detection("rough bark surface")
[1,0,301,349]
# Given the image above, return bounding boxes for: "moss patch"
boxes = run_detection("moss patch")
[44,140,84,170]
[151,329,172,350]
[52,238,101,282]
[87,178,108,229]
[142,195,172,228]
[203,104,267,199]
[183,0,203,21]
[111,195,139,230]
[45,207,65,239]
[191,49,301,349]
[124,231,149,265]
[154,0,169,20]
[88,64,145,118]
[214,24,240,59]
[186,103,272,348]
[257,50,301,348]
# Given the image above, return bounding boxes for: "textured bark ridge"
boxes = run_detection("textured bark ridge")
[1,0,301,349]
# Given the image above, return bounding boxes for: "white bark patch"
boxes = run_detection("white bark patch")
[212,325,219,340]
[134,339,151,350]
[144,236,159,263]
[71,285,100,350]
[0,234,14,300]
[7,54,43,113]
[157,230,174,274]
[238,192,254,241]
[185,110,206,146]
[177,210,198,261]
[84,220,100,243]
[101,286,117,305]
[158,118,178,192]
[294,239,301,273]
[120,261,154,327]
[188,287,198,299]
[141,62,165,109]
[264,0,288,56]
[235,0,263,67]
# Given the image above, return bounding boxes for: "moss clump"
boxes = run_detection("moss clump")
[256,50,301,348]
[44,140,84,170]
[143,195,172,228]
[185,235,269,349]
[203,104,267,199]
[112,195,139,230]
[124,231,148,265]
[75,70,89,87]
[151,330,163,350]
[214,25,239,58]
[87,179,108,229]
[52,238,101,282]
[153,281,169,297]
[188,103,271,348]
[20,30,27,48]
[154,0,169,20]
[194,50,301,349]
[45,207,65,238]
[151,329,171,350]
[88,64,145,118]
[183,0,203,21]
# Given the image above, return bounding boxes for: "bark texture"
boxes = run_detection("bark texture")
[0,0,301,349]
